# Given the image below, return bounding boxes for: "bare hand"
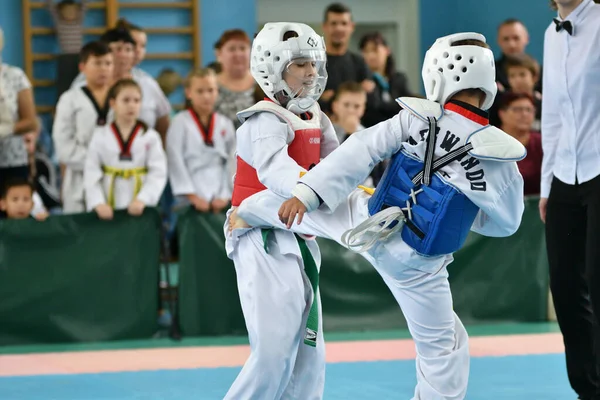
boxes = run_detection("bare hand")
[128,199,145,216]
[95,204,114,220]
[211,198,229,214]
[187,194,210,212]
[34,212,49,221]
[278,197,307,229]
[539,197,548,224]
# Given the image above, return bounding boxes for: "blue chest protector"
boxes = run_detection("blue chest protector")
[367,117,480,257]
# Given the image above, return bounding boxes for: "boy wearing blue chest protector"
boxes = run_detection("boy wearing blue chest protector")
[230,32,526,399]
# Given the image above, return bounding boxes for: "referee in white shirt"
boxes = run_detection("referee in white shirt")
[541,1,600,399]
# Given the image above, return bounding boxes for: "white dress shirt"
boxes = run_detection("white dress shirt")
[541,0,600,198]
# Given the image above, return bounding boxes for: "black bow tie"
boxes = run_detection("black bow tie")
[553,18,573,35]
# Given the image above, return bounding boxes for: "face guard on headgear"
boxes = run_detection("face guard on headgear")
[422,32,497,110]
[251,22,328,113]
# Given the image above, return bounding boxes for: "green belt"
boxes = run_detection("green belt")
[261,228,320,347]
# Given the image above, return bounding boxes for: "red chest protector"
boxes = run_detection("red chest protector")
[231,101,322,206]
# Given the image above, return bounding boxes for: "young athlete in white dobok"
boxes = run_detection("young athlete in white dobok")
[166,68,235,214]
[53,41,113,213]
[223,22,339,400]
[84,78,167,220]
[231,33,526,400]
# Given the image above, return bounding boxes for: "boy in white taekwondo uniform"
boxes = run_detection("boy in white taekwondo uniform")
[232,33,526,400]
[84,79,166,218]
[167,68,235,213]
[223,23,339,400]
[71,28,171,138]
[53,41,113,213]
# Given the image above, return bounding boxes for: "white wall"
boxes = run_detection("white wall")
[257,0,422,93]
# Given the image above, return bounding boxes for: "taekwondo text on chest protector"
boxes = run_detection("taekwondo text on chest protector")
[408,128,487,192]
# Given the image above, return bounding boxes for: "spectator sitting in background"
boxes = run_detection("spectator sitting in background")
[319,3,374,113]
[330,81,366,143]
[490,54,542,131]
[359,31,413,127]
[23,123,61,213]
[505,54,541,131]
[213,29,255,130]
[0,177,48,221]
[498,92,542,196]
[330,82,387,187]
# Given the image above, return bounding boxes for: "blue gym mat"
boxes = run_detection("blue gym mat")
[0,353,574,400]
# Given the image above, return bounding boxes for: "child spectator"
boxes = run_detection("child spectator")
[490,53,541,131]
[330,81,366,143]
[84,79,167,220]
[166,68,235,214]
[330,82,387,186]
[504,54,542,131]
[70,28,172,143]
[53,41,114,213]
[1,177,48,221]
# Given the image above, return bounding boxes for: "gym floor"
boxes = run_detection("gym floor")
[0,323,573,399]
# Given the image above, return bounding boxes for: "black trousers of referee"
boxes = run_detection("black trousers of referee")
[547,175,600,400]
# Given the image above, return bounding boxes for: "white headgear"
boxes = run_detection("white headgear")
[251,22,328,113]
[422,32,497,110]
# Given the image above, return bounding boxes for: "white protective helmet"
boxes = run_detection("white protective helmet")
[251,22,328,113]
[422,32,497,110]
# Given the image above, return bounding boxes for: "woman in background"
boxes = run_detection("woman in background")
[498,92,542,196]
[359,32,413,127]
[0,27,39,191]
[213,29,255,130]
